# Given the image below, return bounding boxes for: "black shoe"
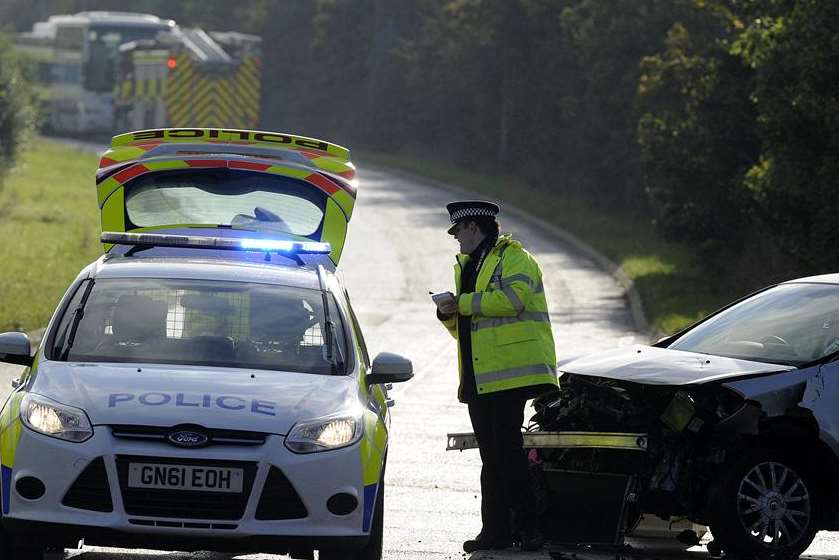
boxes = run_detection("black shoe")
[463,532,512,553]
[517,526,544,552]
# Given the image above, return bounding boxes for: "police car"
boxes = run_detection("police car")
[0,129,412,559]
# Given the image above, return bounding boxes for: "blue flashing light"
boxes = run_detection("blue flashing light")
[101,232,332,255]
[239,238,331,253]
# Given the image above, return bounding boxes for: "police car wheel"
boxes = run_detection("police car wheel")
[320,478,384,560]
[363,476,385,560]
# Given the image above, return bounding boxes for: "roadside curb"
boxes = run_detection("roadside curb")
[358,162,652,339]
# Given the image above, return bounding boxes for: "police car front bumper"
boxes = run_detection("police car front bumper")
[2,518,369,554]
[3,425,373,553]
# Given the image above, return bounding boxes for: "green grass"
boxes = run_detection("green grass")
[356,151,729,336]
[0,137,102,332]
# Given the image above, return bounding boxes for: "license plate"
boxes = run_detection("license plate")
[128,463,244,493]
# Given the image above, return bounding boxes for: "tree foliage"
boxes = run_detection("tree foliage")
[0,34,37,188]
[3,0,838,283]
[737,0,839,274]
[638,0,839,284]
[637,13,759,252]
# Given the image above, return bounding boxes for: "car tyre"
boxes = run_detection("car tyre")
[709,449,819,560]
[320,478,384,560]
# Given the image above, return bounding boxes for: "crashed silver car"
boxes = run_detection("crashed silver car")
[529,273,839,559]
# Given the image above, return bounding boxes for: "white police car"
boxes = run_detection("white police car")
[0,129,412,559]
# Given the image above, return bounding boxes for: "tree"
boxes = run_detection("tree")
[557,0,682,209]
[637,11,759,255]
[736,0,839,273]
[0,35,37,189]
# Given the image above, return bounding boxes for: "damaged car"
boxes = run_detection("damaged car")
[528,273,839,559]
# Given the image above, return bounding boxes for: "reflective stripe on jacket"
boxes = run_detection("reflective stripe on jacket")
[439,234,558,400]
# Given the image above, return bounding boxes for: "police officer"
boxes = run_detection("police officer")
[435,201,558,552]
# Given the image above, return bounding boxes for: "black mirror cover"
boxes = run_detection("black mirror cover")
[367,352,414,385]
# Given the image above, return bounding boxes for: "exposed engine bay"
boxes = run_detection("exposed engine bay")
[526,372,753,525]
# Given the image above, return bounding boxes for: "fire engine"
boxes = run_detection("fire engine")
[14,11,261,135]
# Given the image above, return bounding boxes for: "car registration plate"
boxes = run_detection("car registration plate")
[128,463,244,493]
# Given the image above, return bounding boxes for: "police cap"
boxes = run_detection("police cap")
[446,200,500,234]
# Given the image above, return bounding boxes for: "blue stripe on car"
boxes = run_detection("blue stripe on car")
[2,465,12,514]
[363,483,377,531]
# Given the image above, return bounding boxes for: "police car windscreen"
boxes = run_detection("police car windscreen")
[124,169,326,236]
[52,278,348,375]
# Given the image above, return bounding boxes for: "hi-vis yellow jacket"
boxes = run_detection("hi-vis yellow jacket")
[439,234,558,400]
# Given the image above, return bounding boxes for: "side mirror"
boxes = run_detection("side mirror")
[366,352,413,385]
[0,332,33,367]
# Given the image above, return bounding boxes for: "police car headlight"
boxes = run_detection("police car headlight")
[285,414,362,453]
[20,394,93,442]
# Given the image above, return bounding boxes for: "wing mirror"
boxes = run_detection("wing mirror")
[366,352,414,385]
[0,332,33,367]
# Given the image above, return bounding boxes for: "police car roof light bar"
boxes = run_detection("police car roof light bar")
[101,231,331,254]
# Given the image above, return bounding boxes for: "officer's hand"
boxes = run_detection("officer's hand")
[436,292,457,315]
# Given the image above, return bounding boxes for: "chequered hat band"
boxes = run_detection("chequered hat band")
[450,207,497,223]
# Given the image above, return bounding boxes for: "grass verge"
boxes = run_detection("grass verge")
[0,137,101,332]
[356,151,730,336]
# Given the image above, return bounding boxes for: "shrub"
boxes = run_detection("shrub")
[0,34,37,189]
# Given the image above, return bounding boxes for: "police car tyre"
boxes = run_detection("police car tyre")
[320,476,384,560]
[709,448,819,560]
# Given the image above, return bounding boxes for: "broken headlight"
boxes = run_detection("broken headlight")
[661,391,698,432]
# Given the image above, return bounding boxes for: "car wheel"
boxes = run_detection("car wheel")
[709,451,819,560]
[320,478,384,560]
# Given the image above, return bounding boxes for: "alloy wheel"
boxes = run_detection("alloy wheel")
[736,461,811,548]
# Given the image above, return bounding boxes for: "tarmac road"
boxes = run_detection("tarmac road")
[2,164,837,559]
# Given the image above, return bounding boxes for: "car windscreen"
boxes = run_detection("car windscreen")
[51,278,349,375]
[124,169,326,237]
[669,282,839,366]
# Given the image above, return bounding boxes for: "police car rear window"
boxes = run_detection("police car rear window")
[124,169,326,237]
[51,278,348,375]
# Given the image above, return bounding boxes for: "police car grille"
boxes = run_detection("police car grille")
[110,425,267,446]
[128,519,237,530]
[255,466,308,520]
[62,457,113,512]
[116,456,257,520]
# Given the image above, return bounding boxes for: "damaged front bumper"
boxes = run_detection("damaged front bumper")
[446,431,648,452]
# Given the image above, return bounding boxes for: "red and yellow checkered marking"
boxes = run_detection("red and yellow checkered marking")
[97,159,355,219]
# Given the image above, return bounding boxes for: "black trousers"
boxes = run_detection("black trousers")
[468,390,537,537]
